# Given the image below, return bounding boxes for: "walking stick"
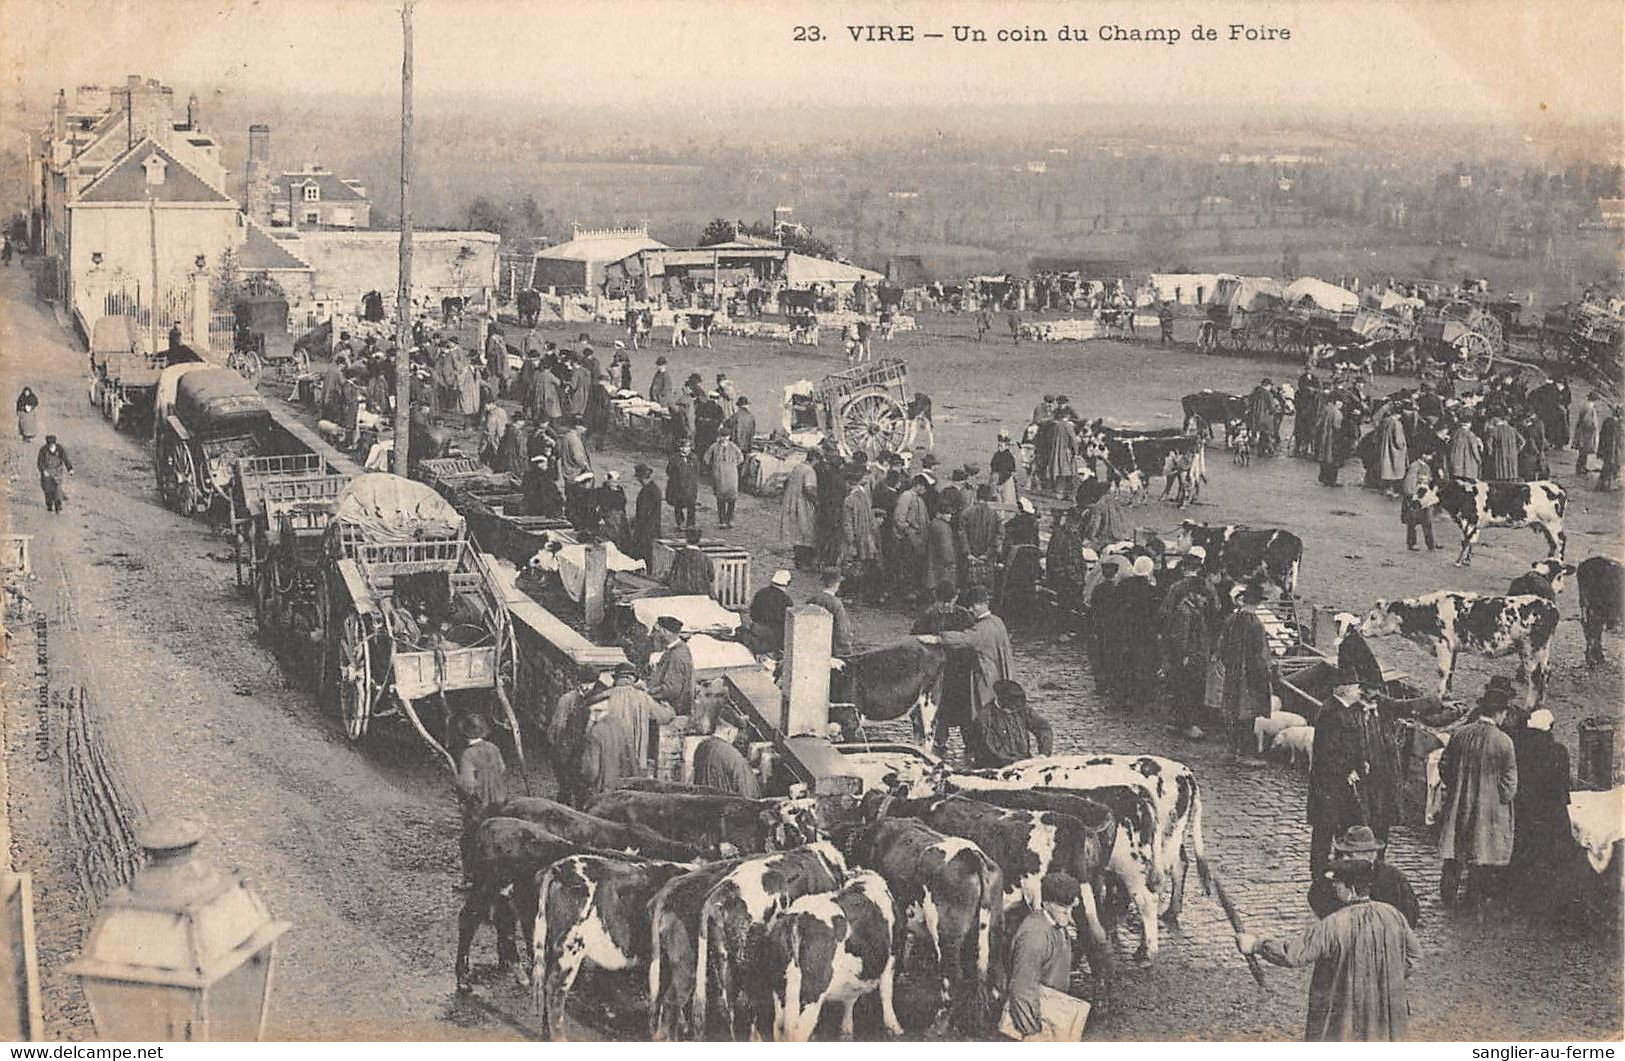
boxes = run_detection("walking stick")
[1200,858,1268,988]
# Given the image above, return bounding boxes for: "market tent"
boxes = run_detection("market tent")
[784,253,882,286]
[1284,277,1359,313]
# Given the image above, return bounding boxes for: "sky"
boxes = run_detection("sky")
[1,0,1620,132]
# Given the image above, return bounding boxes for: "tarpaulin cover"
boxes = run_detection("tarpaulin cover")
[152,362,213,432]
[629,593,741,634]
[1284,277,1359,313]
[91,314,148,368]
[174,367,268,434]
[1569,786,1624,874]
[1379,290,1426,312]
[332,472,465,541]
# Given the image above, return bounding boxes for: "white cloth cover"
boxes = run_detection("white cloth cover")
[630,594,741,635]
[1569,787,1625,874]
[529,538,646,603]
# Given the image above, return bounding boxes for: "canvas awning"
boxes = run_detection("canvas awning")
[1284,277,1359,313]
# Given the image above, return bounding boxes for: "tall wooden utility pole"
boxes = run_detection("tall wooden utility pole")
[392,0,415,476]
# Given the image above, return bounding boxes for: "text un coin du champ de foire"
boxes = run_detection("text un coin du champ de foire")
[793,23,1291,44]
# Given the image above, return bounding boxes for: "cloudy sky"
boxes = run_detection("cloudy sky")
[2,0,1619,130]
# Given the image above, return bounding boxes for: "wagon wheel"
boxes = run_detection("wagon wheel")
[1455,331,1495,377]
[838,389,907,457]
[316,576,336,708]
[337,611,375,741]
[229,349,263,383]
[164,439,199,514]
[492,622,525,769]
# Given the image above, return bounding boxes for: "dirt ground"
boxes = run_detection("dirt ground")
[2,266,1620,1043]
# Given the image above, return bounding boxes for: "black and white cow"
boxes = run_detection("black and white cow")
[455,818,597,992]
[489,796,708,859]
[847,816,1004,1035]
[1416,477,1568,567]
[533,854,693,1039]
[1577,557,1625,667]
[1178,520,1303,596]
[763,870,905,1042]
[868,790,1116,983]
[1507,558,1576,602]
[694,842,849,1040]
[947,754,1208,959]
[649,860,743,1041]
[1359,591,1560,706]
[585,791,823,855]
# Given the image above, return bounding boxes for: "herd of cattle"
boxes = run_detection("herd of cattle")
[453,754,1211,1041]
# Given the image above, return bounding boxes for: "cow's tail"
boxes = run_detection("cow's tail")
[647,894,666,1040]
[532,865,554,1020]
[972,858,1000,1029]
[1189,782,1212,896]
[778,916,804,1042]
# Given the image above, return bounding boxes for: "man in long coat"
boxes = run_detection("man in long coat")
[630,463,662,561]
[1316,400,1346,486]
[780,451,820,568]
[1510,708,1570,897]
[919,586,1014,751]
[1438,681,1518,907]
[1483,414,1520,480]
[1249,380,1280,456]
[1445,419,1483,480]
[1375,410,1406,493]
[665,442,701,531]
[891,475,930,597]
[725,396,756,452]
[924,506,958,597]
[1241,859,1422,1042]
[1158,557,1218,737]
[1309,670,1403,875]
[649,357,674,406]
[703,433,744,529]
[558,418,591,483]
[814,449,844,565]
[1211,582,1273,761]
[837,473,879,597]
[1038,411,1078,497]
[1573,390,1603,474]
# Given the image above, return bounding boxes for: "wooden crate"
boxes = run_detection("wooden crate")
[650,539,751,608]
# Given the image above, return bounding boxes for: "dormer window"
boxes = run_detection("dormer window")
[143,154,167,186]
[303,183,320,202]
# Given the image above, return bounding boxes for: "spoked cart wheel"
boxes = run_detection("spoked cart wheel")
[492,622,525,768]
[838,389,908,457]
[1455,332,1495,377]
[337,612,375,741]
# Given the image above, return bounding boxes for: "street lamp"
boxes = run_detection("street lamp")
[69,819,289,1041]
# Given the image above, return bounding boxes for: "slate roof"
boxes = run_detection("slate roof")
[272,171,368,203]
[240,223,312,271]
[75,139,231,204]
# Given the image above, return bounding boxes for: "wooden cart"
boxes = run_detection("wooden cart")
[317,474,522,771]
[808,358,912,458]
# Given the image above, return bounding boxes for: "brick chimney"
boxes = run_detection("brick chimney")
[245,123,272,226]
